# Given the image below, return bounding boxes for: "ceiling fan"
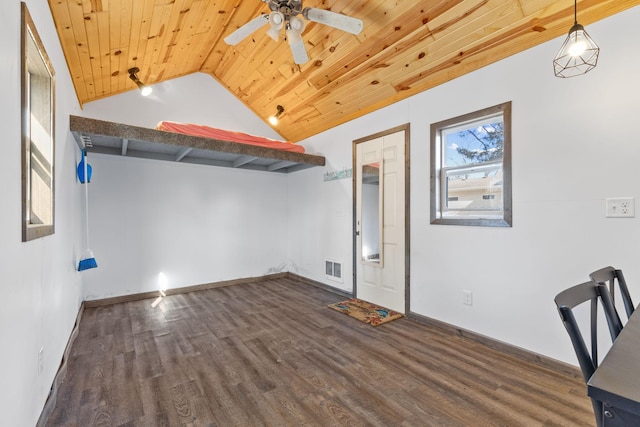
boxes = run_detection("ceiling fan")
[224,0,363,64]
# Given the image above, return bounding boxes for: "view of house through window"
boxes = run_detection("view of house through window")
[430,102,512,227]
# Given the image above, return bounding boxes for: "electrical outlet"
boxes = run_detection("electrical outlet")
[606,197,635,218]
[38,347,44,375]
[463,290,473,306]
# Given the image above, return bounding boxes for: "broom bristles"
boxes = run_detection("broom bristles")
[78,257,98,271]
[78,249,98,271]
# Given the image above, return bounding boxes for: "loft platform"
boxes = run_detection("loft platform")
[69,115,325,173]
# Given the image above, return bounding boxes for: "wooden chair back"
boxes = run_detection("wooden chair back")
[590,266,634,321]
[554,280,623,427]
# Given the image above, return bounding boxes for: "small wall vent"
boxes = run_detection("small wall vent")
[325,260,343,282]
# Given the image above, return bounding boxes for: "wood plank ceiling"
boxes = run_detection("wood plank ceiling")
[49,0,640,142]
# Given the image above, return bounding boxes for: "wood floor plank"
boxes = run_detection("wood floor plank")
[110,351,144,425]
[45,277,594,426]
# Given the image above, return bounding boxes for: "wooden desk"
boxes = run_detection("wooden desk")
[588,305,640,426]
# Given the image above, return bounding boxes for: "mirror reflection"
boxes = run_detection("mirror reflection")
[361,162,381,263]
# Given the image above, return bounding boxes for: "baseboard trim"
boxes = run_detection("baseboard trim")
[286,272,353,298]
[289,275,577,380]
[406,311,582,380]
[83,272,351,308]
[36,302,85,427]
[83,272,289,307]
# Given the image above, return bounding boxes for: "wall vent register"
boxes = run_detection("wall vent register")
[325,260,342,282]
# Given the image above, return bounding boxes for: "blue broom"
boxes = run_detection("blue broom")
[78,149,97,271]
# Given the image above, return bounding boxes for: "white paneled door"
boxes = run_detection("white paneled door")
[355,129,406,313]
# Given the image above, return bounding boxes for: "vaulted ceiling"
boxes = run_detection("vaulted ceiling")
[48,0,639,142]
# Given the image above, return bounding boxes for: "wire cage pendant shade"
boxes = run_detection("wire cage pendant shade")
[553,1,600,78]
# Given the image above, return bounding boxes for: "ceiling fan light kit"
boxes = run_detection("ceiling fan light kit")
[267,11,284,41]
[286,17,308,64]
[224,0,363,64]
[553,0,600,78]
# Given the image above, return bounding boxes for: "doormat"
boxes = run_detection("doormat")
[328,298,403,326]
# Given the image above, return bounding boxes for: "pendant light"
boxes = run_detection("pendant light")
[553,0,599,78]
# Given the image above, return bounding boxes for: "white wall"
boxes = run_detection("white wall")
[84,154,289,299]
[82,72,284,140]
[81,71,293,299]
[288,6,640,365]
[0,1,84,425]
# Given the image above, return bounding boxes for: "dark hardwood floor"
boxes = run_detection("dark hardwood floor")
[46,277,593,426]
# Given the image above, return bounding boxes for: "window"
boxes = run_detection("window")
[21,3,55,241]
[430,102,511,227]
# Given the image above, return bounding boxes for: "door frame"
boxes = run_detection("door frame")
[352,123,411,313]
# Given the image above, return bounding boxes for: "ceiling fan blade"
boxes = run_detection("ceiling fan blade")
[286,28,309,64]
[224,14,269,45]
[302,7,363,35]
